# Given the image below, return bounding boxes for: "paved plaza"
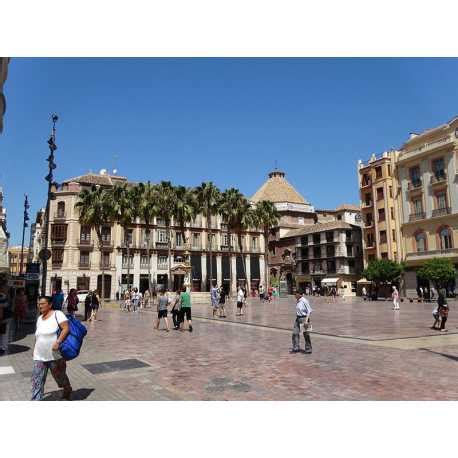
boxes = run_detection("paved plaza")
[1,295,458,401]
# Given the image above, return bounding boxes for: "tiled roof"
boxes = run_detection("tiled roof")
[282,221,354,239]
[251,170,309,205]
[63,173,128,187]
[335,203,360,212]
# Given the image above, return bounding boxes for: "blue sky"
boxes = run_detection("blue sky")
[1,57,458,245]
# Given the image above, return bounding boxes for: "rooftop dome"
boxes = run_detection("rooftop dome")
[251,169,310,205]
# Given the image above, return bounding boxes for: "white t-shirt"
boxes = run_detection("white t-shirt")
[33,311,68,361]
[237,289,245,302]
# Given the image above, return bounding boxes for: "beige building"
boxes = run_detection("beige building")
[8,246,24,276]
[37,171,267,298]
[0,186,8,272]
[396,116,458,296]
[358,151,403,266]
[0,57,10,133]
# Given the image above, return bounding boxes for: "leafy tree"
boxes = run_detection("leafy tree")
[417,258,456,289]
[252,200,279,289]
[363,259,404,298]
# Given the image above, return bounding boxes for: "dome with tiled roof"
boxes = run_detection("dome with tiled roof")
[251,170,311,206]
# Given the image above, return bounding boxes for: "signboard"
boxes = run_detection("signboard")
[279,280,288,297]
[26,262,41,274]
[8,279,26,288]
[25,273,40,281]
[38,249,51,261]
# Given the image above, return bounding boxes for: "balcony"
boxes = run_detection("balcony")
[53,212,67,221]
[191,244,202,251]
[156,241,169,249]
[407,180,422,192]
[409,212,426,222]
[52,260,63,268]
[78,239,94,249]
[361,201,373,209]
[432,207,451,218]
[406,248,458,261]
[220,245,234,252]
[430,172,447,186]
[100,261,112,270]
[51,238,66,247]
[78,261,90,270]
[360,179,372,189]
[157,262,168,270]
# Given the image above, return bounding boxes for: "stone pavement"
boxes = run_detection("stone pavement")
[1,295,458,401]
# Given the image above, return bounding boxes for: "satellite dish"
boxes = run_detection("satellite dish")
[100,169,107,175]
[113,169,118,175]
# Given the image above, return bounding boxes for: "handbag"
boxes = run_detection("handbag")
[56,313,88,361]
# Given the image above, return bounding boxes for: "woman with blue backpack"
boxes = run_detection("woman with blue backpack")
[32,296,73,400]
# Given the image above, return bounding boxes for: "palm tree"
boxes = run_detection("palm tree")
[75,185,112,304]
[195,182,221,291]
[253,200,279,290]
[106,183,138,292]
[174,186,198,288]
[154,181,177,290]
[136,181,158,294]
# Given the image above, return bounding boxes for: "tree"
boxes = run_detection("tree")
[195,182,221,290]
[75,185,113,304]
[154,181,177,290]
[107,183,138,292]
[363,259,404,298]
[253,200,279,289]
[136,181,158,294]
[417,258,456,289]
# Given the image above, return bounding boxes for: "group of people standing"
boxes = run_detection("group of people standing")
[154,287,193,332]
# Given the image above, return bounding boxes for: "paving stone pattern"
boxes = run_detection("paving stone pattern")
[1,296,457,401]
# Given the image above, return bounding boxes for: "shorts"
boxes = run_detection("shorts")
[237,301,243,308]
[181,308,192,321]
[158,309,168,318]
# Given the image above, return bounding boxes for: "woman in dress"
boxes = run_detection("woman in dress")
[218,286,227,318]
[65,288,79,316]
[31,295,72,401]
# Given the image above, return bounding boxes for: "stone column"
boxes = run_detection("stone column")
[260,254,266,288]
[245,254,251,290]
[231,255,237,294]
[201,253,207,291]
[216,254,222,287]
[115,251,122,294]
[151,252,158,289]
[133,252,140,289]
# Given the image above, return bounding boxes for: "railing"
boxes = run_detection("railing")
[406,248,458,259]
[407,180,422,191]
[51,239,66,246]
[52,260,63,267]
[101,239,113,247]
[430,172,447,185]
[78,239,94,248]
[361,201,373,208]
[100,262,112,269]
[78,261,90,269]
[402,135,452,160]
[157,262,168,270]
[122,262,134,269]
[220,245,234,251]
[432,207,451,218]
[156,241,169,249]
[191,244,202,250]
[409,212,426,222]
[361,179,372,188]
[54,212,66,220]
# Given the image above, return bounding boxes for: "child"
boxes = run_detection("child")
[431,306,440,330]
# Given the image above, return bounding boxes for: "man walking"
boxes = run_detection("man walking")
[51,288,65,311]
[180,286,193,332]
[290,291,313,355]
[210,283,219,318]
[392,286,400,310]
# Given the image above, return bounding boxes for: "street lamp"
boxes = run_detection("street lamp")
[40,114,59,296]
[19,194,30,276]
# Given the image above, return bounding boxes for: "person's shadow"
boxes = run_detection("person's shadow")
[0,344,30,357]
[43,388,95,401]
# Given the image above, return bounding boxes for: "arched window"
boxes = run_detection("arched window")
[415,231,427,252]
[438,226,453,250]
[57,201,65,218]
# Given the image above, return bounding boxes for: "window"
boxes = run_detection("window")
[439,227,453,250]
[158,230,168,243]
[368,254,376,262]
[412,198,423,215]
[432,158,445,179]
[415,232,427,252]
[365,193,372,206]
[300,248,308,259]
[192,233,201,248]
[207,233,216,248]
[157,255,168,268]
[79,251,90,266]
[378,208,385,222]
[392,229,396,243]
[381,252,388,259]
[376,187,384,201]
[375,166,382,179]
[122,254,134,268]
[175,232,183,247]
[388,164,392,176]
[380,230,387,244]
[57,201,65,218]
[367,233,374,247]
[51,224,67,242]
[346,244,353,256]
[101,226,111,242]
[125,228,133,245]
[52,249,64,263]
[362,174,371,186]
[301,236,308,246]
[80,226,91,242]
[140,255,149,268]
[326,231,334,243]
[313,234,321,244]
[436,191,447,210]
[366,214,372,226]
[251,237,258,251]
[345,230,352,241]
[313,247,321,259]
[101,252,110,268]
[409,166,421,186]
[337,215,342,221]
[389,186,393,198]
[326,246,335,258]
[156,217,165,226]
[301,262,309,274]
[326,260,336,273]
[390,207,394,220]
[174,254,185,263]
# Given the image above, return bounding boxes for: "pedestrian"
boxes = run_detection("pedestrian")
[14,288,28,331]
[430,286,436,301]
[236,286,245,316]
[431,305,441,330]
[267,285,273,302]
[392,286,400,310]
[418,286,424,303]
[84,292,92,321]
[259,284,265,302]
[65,288,79,317]
[51,288,65,311]
[87,290,100,322]
[437,289,449,332]
[0,280,13,354]
[143,289,151,308]
[218,286,227,318]
[123,289,131,312]
[210,282,219,318]
[155,290,170,332]
[362,286,367,300]
[179,286,193,332]
[290,291,313,355]
[131,288,141,312]
[31,295,73,401]
[171,290,181,330]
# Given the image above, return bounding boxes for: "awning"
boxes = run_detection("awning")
[321,278,339,285]
[357,278,372,284]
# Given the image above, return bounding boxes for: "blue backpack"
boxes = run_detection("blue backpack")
[56,313,87,361]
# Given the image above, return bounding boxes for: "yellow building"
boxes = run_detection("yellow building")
[397,117,458,297]
[8,246,24,276]
[357,151,402,267]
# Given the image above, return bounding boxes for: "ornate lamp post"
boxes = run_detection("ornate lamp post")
[39,114,59,296]
[19,194,30,276]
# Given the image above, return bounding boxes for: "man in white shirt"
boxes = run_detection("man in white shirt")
[236,286,245,316]
[290,291,313,354]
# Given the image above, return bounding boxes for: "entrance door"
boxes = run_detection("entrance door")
[97,274,112,299]
[173,274,184,292]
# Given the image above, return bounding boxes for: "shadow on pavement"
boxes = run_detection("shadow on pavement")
[420,348,458,362]
[1,343,30,356]
[43,388,95,401]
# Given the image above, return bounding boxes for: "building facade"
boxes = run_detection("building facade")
[397,117,458,296]
[0,186,8,273]
[8,246,24,276]
[358,151,403,267]
[40,171,266,298]
[0,57,10,133]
